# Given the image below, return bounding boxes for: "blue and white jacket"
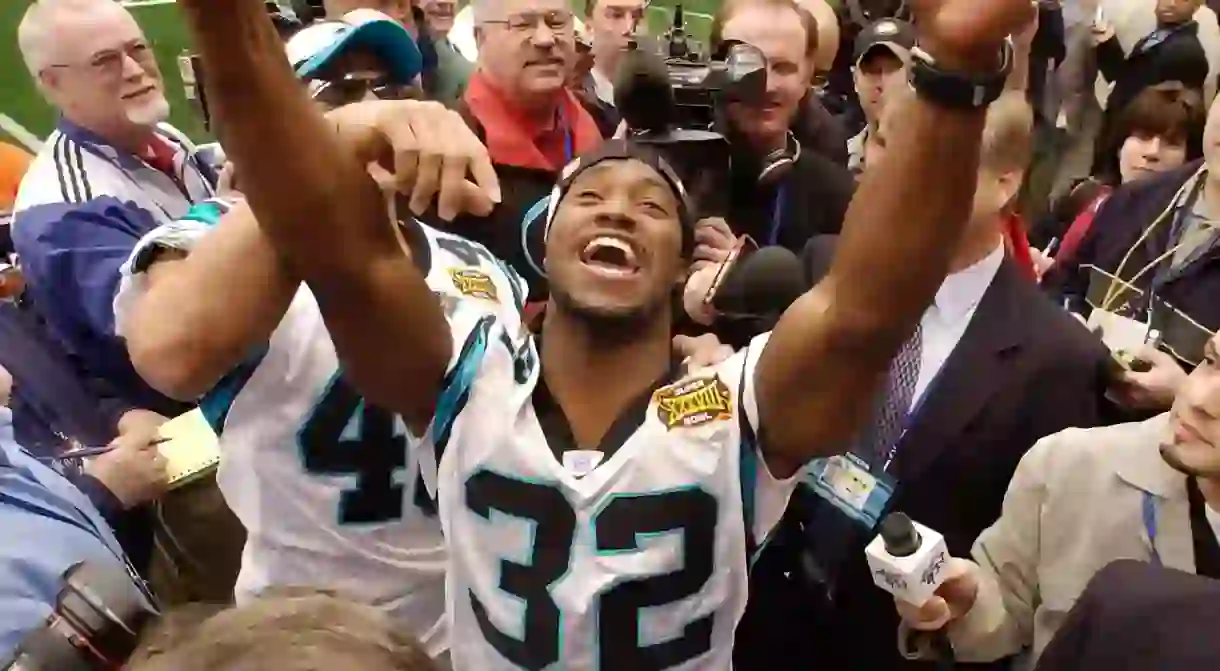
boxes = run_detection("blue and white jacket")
[0,408,145,657]
[12,120,216,414]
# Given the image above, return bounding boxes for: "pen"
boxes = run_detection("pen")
[61,436,172,460]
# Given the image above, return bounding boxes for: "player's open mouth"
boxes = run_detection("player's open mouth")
[580,235,640,277]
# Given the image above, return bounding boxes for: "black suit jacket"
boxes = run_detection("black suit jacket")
[735,236,1110,671]
[1096,21,1209,121]
[1034,560,1220,671]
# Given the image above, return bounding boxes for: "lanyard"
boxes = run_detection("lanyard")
[876,359,946,474]
[766,183,787,247]
[1143,491,1162,565]
[558,108,574,165]
[563,123,574,164]
[1146,173,1210,297]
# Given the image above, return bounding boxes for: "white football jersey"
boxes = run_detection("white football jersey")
[421,304,798,670]
[115,206,526,658]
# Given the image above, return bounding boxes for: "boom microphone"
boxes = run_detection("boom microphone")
[614,46,680,136]
[710,245,806,318]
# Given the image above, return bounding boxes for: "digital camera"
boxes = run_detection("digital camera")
[1,562,159,671]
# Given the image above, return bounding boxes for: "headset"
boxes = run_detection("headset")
[756,131,802,186]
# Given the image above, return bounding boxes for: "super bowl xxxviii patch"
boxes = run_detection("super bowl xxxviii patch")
[654,376,733,430]
[449,268,498,301]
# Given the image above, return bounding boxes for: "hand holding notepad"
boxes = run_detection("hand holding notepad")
[153,409,221,489]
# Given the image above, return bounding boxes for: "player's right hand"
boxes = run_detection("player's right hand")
[86,428,170,509]
[895,557,979,630]
[328,100,502,222]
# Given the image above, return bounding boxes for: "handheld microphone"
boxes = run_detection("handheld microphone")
[865,513,950,607]
[866,513,956,668]
[710,245,806,318]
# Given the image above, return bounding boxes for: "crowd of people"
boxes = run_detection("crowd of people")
[3,0,1220,669]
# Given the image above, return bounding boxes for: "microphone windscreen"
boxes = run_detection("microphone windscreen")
[614,48,678,135]
[711,245,806,317]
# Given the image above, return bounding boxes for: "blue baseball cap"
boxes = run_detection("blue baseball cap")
[286,9,424,84]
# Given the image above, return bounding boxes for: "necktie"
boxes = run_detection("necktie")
[797,323,924,598]
[860,323,923,470]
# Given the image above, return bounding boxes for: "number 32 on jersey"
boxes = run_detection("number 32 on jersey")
[466,470,719,670]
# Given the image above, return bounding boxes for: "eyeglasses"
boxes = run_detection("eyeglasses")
[485,9,574,34]
[309,74,420,109]
[45,40,155,80]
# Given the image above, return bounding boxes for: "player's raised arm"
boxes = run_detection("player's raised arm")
[753,0,1035,477]
[175,0,498,427]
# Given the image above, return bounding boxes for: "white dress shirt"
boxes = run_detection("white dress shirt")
[1206,502,1220,544]
[910,244,1006,409]
[590,65,615,106]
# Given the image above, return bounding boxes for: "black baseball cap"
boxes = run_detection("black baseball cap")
[853,18,916,67]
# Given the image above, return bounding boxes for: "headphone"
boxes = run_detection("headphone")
[756,131,802,186]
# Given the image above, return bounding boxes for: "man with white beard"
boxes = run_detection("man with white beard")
[13,0,216,416]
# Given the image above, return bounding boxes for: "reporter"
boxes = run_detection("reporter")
[0,409,150,657]
[709,0,855,255]
[894,332,1220,667]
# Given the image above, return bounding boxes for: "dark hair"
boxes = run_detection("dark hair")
[710,0,819,60]
[1097,82,1205,182]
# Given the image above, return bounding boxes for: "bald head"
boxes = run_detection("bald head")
[18,0,129,78]
[797,0,839,72]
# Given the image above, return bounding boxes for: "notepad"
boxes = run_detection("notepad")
[156,409,221,488]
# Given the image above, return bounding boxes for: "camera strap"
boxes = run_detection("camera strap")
[766,182,787,247]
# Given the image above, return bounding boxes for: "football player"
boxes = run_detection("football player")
[115,194,521,662]
[178,0,1035,667]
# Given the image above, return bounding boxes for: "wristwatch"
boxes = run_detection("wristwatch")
[908,38,1014,110]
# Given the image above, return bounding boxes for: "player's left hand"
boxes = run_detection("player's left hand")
[328,100,502,221]
[674,334,735,370]
[910,0,1036,72]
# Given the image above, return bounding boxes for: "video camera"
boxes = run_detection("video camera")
[622,5,768,133]
[614,6,768,210]
[1,562,160,671]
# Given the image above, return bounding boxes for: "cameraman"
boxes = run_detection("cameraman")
[0,412,151,657]
[707,0,855,256]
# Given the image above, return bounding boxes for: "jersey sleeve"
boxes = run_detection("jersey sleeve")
[714,331,800,559]
[111,198,236,339]
[414,297,505,500]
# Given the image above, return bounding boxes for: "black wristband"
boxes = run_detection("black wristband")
[908,39,1015,110]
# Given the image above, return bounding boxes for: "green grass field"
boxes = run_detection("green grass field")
[0,0,721,150]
